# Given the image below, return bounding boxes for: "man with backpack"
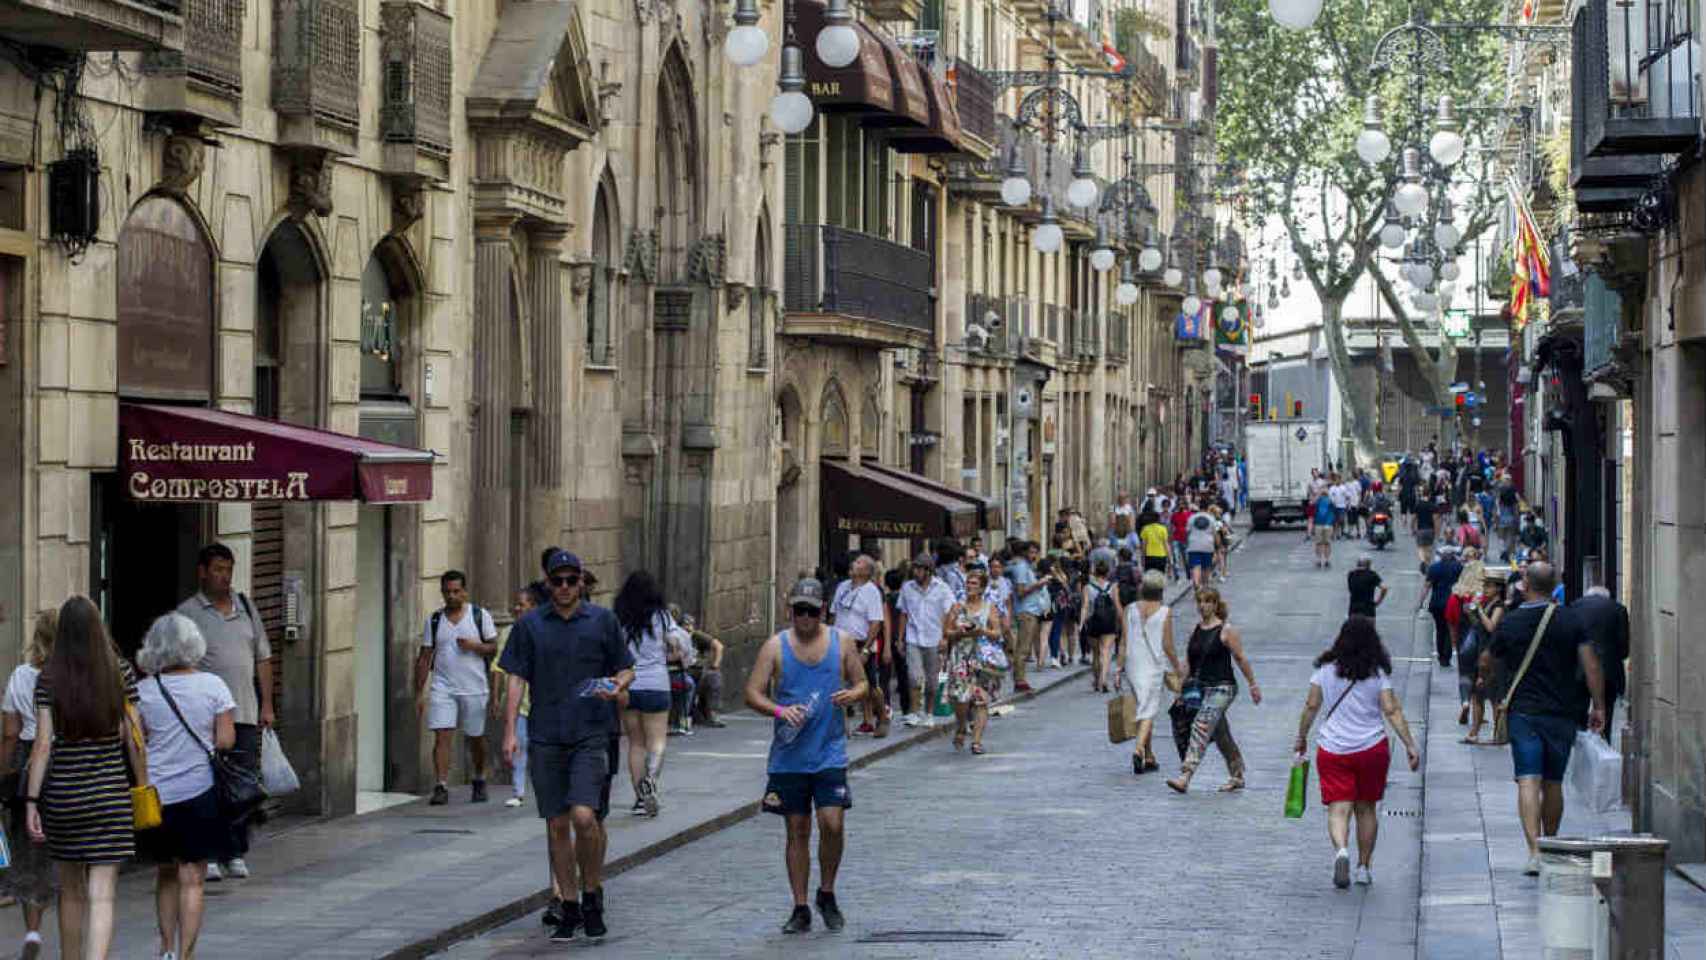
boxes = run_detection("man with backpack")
[414,569,500,805]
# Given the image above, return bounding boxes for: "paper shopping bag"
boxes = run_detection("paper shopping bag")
[1107,691,1138,744]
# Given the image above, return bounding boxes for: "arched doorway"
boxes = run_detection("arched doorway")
[775,385,808,608]
[95,195,216,657]
[254,221,324,797]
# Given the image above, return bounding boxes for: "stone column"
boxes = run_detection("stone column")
[527,226,569,560]
[472,216,518,599]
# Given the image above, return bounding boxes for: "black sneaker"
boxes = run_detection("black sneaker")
[580,888,607,940]
[549,900,581,942]
[782,905,812,934]
[429,783,449,806]
[1133,755,1146,776]
[815,890,844,931]
[637,776,660,817]
[543,896,565,927]
[470,779,488,803]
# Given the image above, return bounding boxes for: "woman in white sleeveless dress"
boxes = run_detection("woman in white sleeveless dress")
[1121,571,1182,775]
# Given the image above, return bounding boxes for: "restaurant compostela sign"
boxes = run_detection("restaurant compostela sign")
[834,516,927,537]
[120,404,435,504]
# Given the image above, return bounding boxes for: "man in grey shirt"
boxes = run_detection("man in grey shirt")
[1088,538,1118,577]
[177,542,273,881]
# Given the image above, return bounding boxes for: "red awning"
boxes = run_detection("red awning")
[120,404,434,503]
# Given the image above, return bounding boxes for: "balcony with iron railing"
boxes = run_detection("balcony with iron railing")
[381,0,454,180]
[1107,312,1130,364]
[1570,0,1696,211]
[1582,271,1627,376]
[3,0,182,54]
[274,0,362,152]
[951,57,999,152]
[783,224,936,349]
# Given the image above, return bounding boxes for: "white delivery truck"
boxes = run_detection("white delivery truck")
[1244,419,1330,530]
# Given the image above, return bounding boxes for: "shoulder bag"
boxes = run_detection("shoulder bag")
[1494,604,1556,743]
[123,702,162,831]
[155,676,268,823]
[1286,678,1361,819]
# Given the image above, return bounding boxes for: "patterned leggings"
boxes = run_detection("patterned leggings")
[1182,683,1246,778]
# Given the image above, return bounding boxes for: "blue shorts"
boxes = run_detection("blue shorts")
[1187,551,1214,571]
[1508,712,1576,782]
[762,767,852,816]
[627,689,671,713]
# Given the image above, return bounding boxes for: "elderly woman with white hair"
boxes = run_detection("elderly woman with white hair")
[134,613,238,960]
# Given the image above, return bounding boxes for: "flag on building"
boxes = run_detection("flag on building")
[1506,177,1552,329]
[1215,299,1249,349]
[1176,301,1207,341]
[1102,37,1126,71]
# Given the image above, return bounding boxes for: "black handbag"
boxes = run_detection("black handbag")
[155,676,269,823]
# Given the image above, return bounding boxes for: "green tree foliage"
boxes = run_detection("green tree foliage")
[1216,0,1508,459]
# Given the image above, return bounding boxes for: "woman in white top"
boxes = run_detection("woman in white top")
[135,613,238,960]
[613,572,675,818]
[0,610,59,955]
[1292,616,1420,890]
[1118,572,1181,775]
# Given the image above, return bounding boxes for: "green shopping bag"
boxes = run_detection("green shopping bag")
[932,672,954,717]
[1285,756,1310,819]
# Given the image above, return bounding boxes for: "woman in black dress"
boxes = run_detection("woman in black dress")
[24,596,143,960]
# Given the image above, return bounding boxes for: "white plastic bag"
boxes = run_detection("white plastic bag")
[1565,729,1622,815]
[260,728,300,796]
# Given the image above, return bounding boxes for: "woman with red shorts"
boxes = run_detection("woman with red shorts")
[1292,616,1421,889]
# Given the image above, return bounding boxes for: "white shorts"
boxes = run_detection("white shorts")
[906,644,942,686]
[428,690,489,736]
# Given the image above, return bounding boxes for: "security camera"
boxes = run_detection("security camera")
[984,309,1002,330]
[967,323,988,342]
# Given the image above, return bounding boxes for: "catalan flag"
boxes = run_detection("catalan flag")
[1507,177,1552,330]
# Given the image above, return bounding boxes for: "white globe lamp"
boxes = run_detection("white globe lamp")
[1440,261,1462,282]
[1091,246,1116,272]
[1434,221,1461,250]
[769,47,814,135]
[1000,176,1032,207]
[1067,176,1099,209]
[1379,222,1406,249]
[1164,266,1183,288]
[725,0,769,67]
[1033,199,1063,253]
[1269,0,1324,30]
[1117,281,1140,306]
[1139,246,1163,272]
[1203,266,1223,292]
[1355,95,1390,166]
[1429,129,1465,167]
[1182,294,1202,316]
[815,0,860,69]
[1394,181,1428,217]
[1412,261,1434,287]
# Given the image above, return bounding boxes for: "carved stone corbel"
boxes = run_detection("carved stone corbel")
[285,148,335,220]
[623,229,657,282]
[725,282,747,309]
[158,133,206,194]
[687,233,726,287]
[390,178,428,234]
[569,261,594,299]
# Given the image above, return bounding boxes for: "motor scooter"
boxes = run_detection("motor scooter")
[1367,511,1394,549]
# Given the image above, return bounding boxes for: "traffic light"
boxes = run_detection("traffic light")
[1454,393,1467,409]
[1293,399,1304,417]
[1248,393,1262,417]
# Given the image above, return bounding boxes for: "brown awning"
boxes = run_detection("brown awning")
[821,459,977,540]
[796,0,895,114]
[889,61,966,155]
[858,459,1004,532]
[120,404,434,503]
[861,30,930,131]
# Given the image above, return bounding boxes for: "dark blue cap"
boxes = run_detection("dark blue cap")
[545,549,582,574]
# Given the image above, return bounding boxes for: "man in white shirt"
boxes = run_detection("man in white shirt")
[828,555,887,736]
[1328,475,1354,540]
[894,553,955,726]
[413,569,500,805]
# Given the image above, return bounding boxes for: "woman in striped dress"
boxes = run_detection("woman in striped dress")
[25,596,143,960]
[0,609,61,958]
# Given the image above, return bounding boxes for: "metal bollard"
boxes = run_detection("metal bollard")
[1538,835,1669,959]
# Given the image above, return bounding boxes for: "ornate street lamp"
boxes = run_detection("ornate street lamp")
[1269,0,1324,30]
[1138,226,1164,273]
[1432,195,1460,250]
[1355,94,1392,165]
[1428,94,1465,167]
[1034,197,1064,253]
[1067,143,1100,209]
[1090,222,1116,271]
[770,44,814,134]
[1378,201,1406,249]
[1000,131,1032,206]
[1182,276,1203,318]
[1392,147,1428,216]
[1116,262,1140,305]
[814,0,859,68]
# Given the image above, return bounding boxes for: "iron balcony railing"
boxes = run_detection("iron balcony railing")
[1108,312,1129,362]
[1583,271,1624,374]
[380,0,454,158]
[1575,0,1699,159]
[784,224,934,334]
[952,58,998,148]
[273,0,362,133]
[142,0,242,97]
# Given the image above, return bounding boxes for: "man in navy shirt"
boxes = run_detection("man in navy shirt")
[1422,547,1464,667]
[500,550,634,942]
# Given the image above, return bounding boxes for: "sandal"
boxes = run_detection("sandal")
[1218,778,1246,792]
[953,731,966,751]
[970,743,986,755]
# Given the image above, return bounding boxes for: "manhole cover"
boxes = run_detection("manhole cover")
[857,931,1011,944]
[412,828,476,835]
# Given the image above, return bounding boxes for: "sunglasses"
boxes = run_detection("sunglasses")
[549,574,582,587]
[791,604,822,618]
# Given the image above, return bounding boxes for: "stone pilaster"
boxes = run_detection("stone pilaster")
[526,225,569,559]
[472,216,518,598]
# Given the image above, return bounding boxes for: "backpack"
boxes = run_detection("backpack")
[1088,582,1117,633]
[1114,562,1139,606]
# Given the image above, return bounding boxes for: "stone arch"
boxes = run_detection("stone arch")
[775,381,810,599]
[589,168,619,367]
[861,387,882,460]
[820,378,850,458]
[654,43,701,282]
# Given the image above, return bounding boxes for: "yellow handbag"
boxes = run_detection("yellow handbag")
[124,703,162,831]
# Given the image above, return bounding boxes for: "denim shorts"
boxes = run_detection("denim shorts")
[1508,712,1577,783]
[1187,551,1214,571]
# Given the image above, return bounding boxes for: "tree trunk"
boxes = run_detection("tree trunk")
[1319,295,1382,467]
[1371,266,1465,449]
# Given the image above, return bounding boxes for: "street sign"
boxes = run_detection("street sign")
[1424,405,1456,416]
[1295,426,1308,442]
[1448,382,1470,394]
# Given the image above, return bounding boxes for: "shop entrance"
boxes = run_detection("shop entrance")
[90,474,203,659]
[355,505,391,799]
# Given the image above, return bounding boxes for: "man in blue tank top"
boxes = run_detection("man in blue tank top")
[744,577,869,935]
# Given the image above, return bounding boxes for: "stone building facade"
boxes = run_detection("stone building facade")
[0,0,1203,822]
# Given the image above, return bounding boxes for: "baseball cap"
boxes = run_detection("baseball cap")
[787,577,826,609]
[911,552,935,568]
[544,549,582,574]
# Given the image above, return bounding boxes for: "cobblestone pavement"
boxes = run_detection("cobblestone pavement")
[438,527,1434,959]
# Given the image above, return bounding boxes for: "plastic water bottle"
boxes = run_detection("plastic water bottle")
[578,677,616,698]
[775,691,820,745]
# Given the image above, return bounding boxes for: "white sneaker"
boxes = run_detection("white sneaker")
[222,857,249,879]
[1524,855,1542,876]
[205,862,223,882]
[1333,849,1351,889]
[161,953,177,960]
[1354,865,1373,885]
[900,713,920,727]
[505,796,524,808]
